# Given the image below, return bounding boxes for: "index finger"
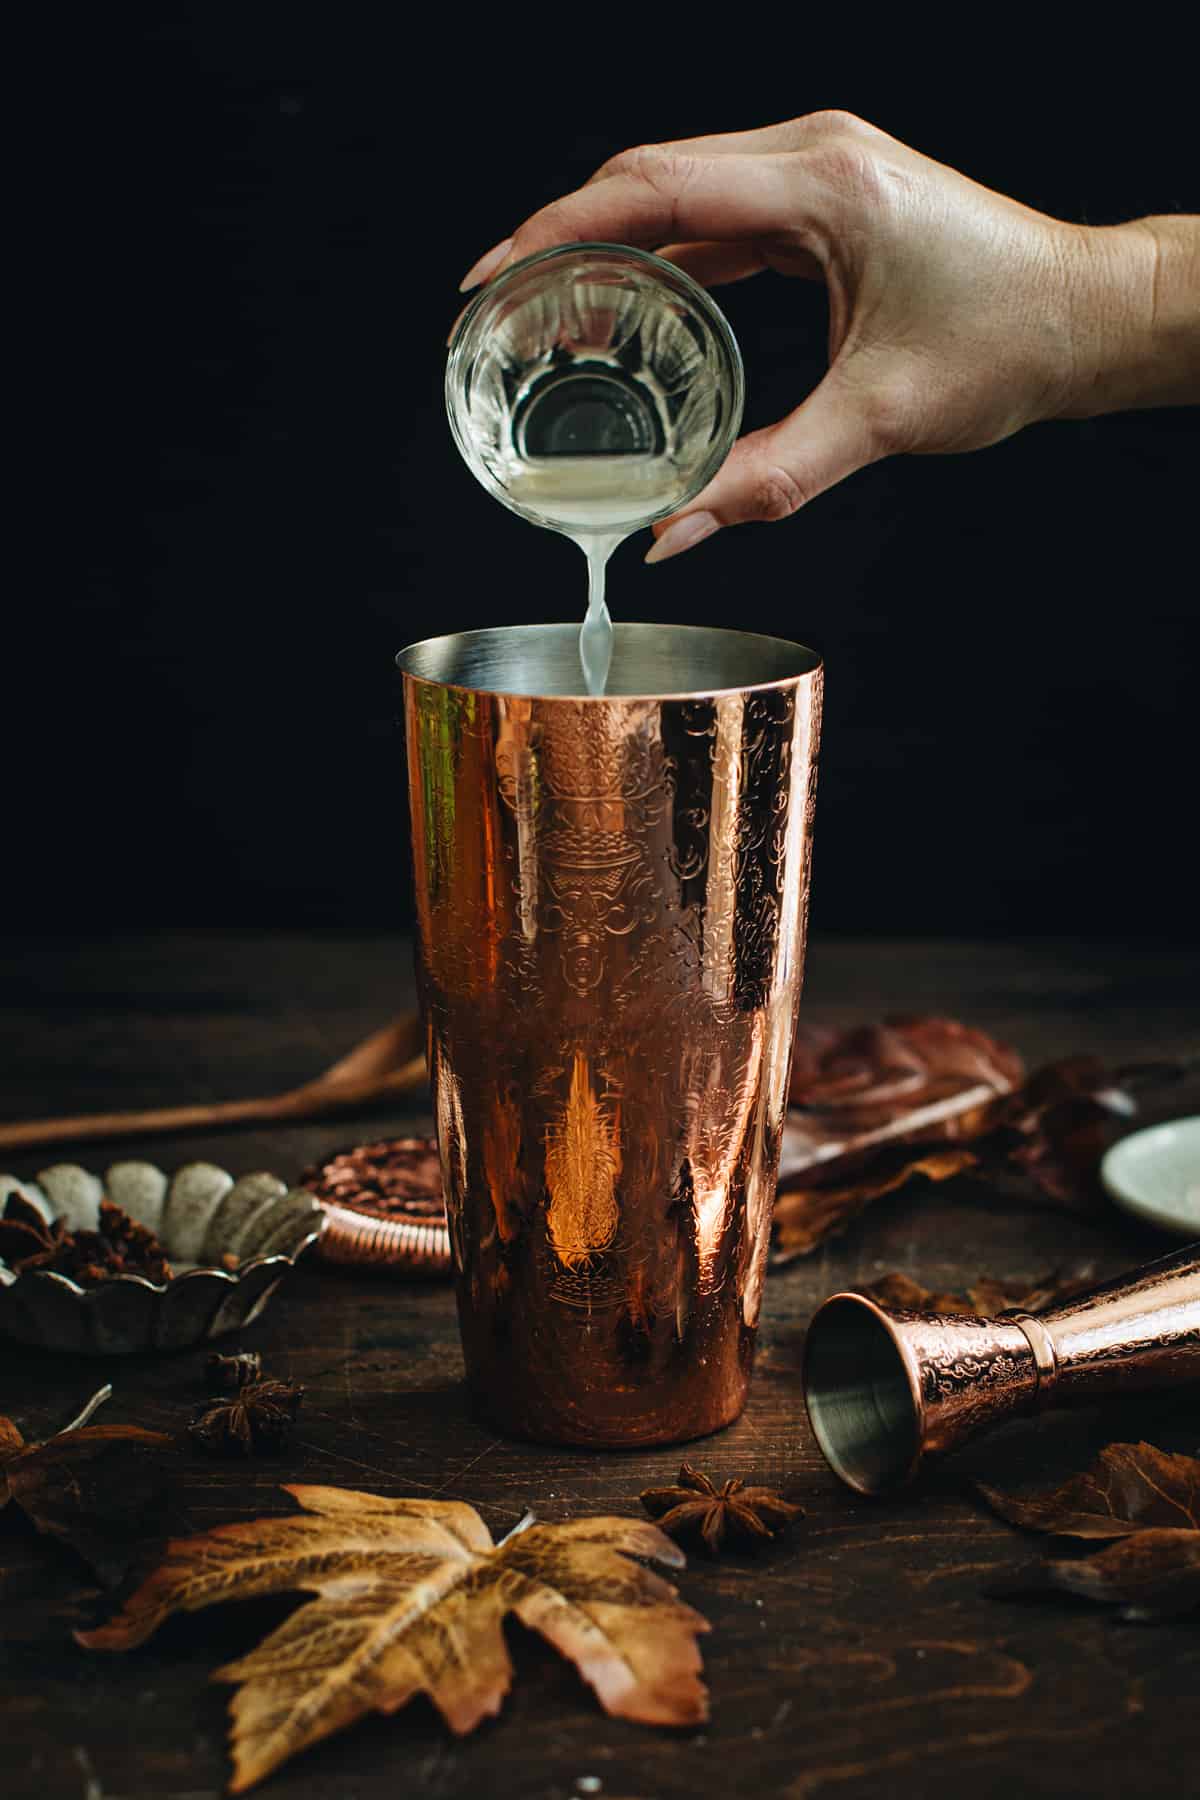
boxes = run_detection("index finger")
[585,115,841,179]
[492,151,803,276]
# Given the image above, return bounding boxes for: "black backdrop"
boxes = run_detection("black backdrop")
[16,18,1198,939]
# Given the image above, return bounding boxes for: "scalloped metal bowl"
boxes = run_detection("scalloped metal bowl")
[0,1161,325,1353]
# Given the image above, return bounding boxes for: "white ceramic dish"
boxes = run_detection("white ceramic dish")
[1101,1117,1200,1239]
[0,1161,325,1352]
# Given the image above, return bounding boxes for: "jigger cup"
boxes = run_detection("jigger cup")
[803,1242,1200,1494]
[398,623,822,1446]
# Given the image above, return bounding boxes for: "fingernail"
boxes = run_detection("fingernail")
[644,511,720,565]
[459,237,515,293]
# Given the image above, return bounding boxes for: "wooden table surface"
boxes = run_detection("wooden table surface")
[1,932,1197,1800]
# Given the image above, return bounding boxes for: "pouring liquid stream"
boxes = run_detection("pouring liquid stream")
[506,455,690,696]
[576,533,621,697]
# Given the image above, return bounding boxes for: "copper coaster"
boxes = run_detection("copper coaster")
[302,1137,451,1277]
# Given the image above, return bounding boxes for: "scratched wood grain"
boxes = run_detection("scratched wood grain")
[1,933,1197,1800]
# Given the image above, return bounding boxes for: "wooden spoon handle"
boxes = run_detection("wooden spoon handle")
[0,1057,428,1155]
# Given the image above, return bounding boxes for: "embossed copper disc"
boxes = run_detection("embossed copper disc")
[303,1137,451,1276]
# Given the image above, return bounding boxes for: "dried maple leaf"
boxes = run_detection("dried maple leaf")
[859,1263,1096,1319]
[771,1149,975,1266]
[970,1055,1139,1215]
[771,1025,1151,1264]
[788,1016,1025,1126]
[640,1462,803,1556]
[189,1379,304,1456]
[978,1441,1200,1538]
[993,1530,1200,1622]
[981,1442,1200,1623]
[0,1386,176,1585]
[79,1485,709,1793]
[773,1020,1018,1261]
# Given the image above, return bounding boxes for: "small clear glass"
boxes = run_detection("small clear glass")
[445,242,745,540]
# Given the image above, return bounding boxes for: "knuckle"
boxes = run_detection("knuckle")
[748,460,811,522]
[804,107,872,138]
[609,144,696,197]
[803,137,886,207]
[607,142,665,178]
[861,374,923,456]
[601,145,700,238]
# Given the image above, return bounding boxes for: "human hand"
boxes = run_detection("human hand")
[460,113,1184,561]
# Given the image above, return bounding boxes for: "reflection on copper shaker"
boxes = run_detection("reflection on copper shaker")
[399,625,822,1447]
[803,1243,1200,1493]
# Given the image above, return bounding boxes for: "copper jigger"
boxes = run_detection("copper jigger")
[398,623,822,1446]
[802,1243,1200,1494]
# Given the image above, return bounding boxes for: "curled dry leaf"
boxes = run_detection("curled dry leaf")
[981,1442,1200,1623]
[859,1263,1097,1319]
[964,1054,1138,1216]
[978,1441,1200,1539]
[772,1149,976,1265]
[774,1017,1023,1265]
[773,1018,1143,1264]
[640,1462,803,1556]
[0,1388,176,1585]
[994,1530,1200,1622]
[79,1485,709,1794]
[788,1015,1024,1127]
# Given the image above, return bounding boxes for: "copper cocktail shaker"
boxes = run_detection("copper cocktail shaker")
[399,623,822,1446]
[802,1243,1200,1493]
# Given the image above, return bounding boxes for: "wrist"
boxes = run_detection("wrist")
[1054,216,1200,418]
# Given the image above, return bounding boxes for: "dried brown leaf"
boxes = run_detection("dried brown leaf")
[0,1399,176,1585]
[983,1442,1200,1623]
[771,1149,975,1266]
[859,1264,1097,1319]
[976,1055,1139,1214]
[788,1016,1024,1125]
[994,1529,1200,1621]
[774,1019,1019,1260]
[773,1021,1145,1263]
[854,1271,964,1314]
[978,1442,1200,1539]
[79,1485,709,1793]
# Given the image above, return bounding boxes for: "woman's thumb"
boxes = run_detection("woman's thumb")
[645,370,881,563]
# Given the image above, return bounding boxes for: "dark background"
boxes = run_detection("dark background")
[15,18,1198,938]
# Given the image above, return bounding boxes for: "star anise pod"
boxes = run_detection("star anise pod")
[640,1462,803,1555]
[189,1379,304,1457]
[0,1211,70,1269]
